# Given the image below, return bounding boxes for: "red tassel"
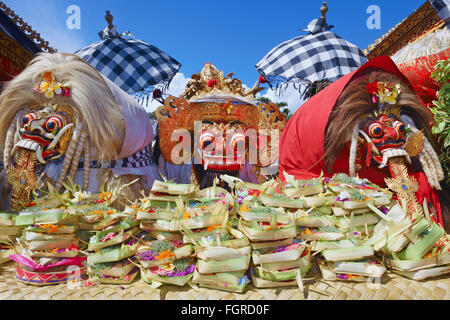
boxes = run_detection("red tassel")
[365,142,373,168]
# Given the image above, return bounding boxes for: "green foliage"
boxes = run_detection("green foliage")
[331,173,356,185]
[318,226,341,233]
[348,189,366,201]
[148,111,157,120]
[430,59,450,185]
[151,240,175,255]
[99,243,122,254]
[173,258,191,272]
[92,258,130,270]
[303,80,332,99]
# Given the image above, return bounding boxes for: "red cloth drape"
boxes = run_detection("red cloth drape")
[279,56,444,227]
[398,48,450,106]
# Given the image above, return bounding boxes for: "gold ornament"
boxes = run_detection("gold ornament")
[7,149,38,212]
[385,163,423,218]
[183,63,264,101]
[404,130,425,158]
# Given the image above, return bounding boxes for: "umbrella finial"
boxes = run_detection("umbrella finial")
[320,2,328,20]
[105,10,114,30]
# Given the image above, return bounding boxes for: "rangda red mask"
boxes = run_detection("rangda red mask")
[358,108,410,170]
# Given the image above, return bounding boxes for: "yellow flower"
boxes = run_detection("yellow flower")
[156,250,175,260]
[377,82,401,105]
[240,205,250,212]
[160,263,175,271]
[206,225,221,232]
[54,83,63,95]
[39,81,49,93]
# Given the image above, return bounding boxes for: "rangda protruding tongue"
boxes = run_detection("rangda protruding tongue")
[378,148,411,169]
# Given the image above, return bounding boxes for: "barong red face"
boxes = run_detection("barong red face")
[156,63,287,185]
[198,121,247,171]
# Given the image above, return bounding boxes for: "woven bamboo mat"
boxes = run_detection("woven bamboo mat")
[0,262,448,300]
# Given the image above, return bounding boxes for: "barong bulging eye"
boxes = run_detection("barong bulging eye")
[22,112,38,129]
[44,115,64,133]
[200,132,215,150]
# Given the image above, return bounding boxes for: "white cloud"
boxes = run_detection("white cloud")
[257,84,307,114]
[141,75,308,115]
[166,72,191,97]
[140,72,191,112]
[6,0,86,53]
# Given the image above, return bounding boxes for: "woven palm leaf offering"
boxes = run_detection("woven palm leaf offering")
[183,225,251,293]
[250,240,312,289]
[361,165,450,281]
[0,213,20,265]
[130,180,200,241]
[129,180,234,288]
[235,184,298,243]
[224,175,312,289]
[136,239,195,287]
[86,207,142,285]
[0,213,23,265]
[279,172,390,283]
[11,206,86,286]
[134,222,194,289]
[137,181,230,233]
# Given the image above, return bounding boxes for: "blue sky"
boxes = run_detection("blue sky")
[6,0,426,110]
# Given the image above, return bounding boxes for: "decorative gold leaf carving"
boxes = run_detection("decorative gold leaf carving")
[404,130,425,158]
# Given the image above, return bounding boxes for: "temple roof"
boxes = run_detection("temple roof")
[0,1,55,54]
[363,1,443,59]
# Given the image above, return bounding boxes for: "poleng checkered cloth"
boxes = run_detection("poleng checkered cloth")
[75,38,181,94]
[429,0,450,23]
[256,19,368,88]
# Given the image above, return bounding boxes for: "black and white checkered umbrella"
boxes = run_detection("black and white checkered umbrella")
[429,0,450,27]
[256,17,368,92]
[75,25,181,98]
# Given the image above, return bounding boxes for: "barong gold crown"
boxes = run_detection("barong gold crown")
[183,63,264,101]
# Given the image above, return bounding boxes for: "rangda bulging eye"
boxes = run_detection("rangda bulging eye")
[393,120,405,134]
[369,123,384,138]
[231,133,245,149]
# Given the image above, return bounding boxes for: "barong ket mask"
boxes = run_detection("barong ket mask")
[0,53,154,212]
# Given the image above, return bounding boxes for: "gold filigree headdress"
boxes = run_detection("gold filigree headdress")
[183,63,264,101]
[156,63,287,168]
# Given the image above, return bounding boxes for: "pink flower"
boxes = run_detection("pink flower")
[62,87,71,97]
